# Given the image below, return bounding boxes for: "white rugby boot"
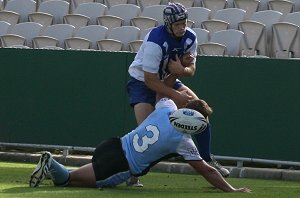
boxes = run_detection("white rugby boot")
[207,155,230,178]
[29,151,52,187]
[126,176,144,187]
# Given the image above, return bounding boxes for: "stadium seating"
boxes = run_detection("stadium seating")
[28,12,54,28]
[9,22,43,48]
[63,14,90,29]
[226,0,234,8]
[0,10,20,26]
[128,39,143,52]
[267,0,295,16]
[283,11,300,26]
[38,0,70,24]
[97,15,123,32]
[250,10,283,56]
[258,0,269,11]
[202,0,228,17]
[0,0,3,11]
[187,7,211,28]
[170,0,195,8]
[72,25,108,49]
[32,36,61,49]
[65,37,92,50]
[39,24,76,48]
[137,0,162,10]
[97,39,123,51]
[198,42,227,56]
[271,22,299,58]
[107,26,140,51]
[213,8,246,29]
[74,2,107,25]
[238,20,268,57]
[290,0,300,11]
[210,29,244,56]
[233,0,260,19]
[250,10,284,32]
[0,21,11,36]
[0,0,299,58]
[140,5,165,25]
[130,16,158,31]
[0,34,27,48]
[104,0,128,8]
[106,4,141,25]
[201,19,229,38]
[281,14,300,58]
[187,19,194,28]
[191,28,209,45]
[140,27,154,39]
[4,0,36,22]
[70,0,96,13]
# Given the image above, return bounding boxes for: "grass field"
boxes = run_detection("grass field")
[0,162,300,198]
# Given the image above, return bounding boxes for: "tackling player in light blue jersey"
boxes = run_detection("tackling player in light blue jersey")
[29,97,251,193]
[121,98,201,176]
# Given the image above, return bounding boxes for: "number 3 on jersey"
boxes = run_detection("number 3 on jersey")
[133,125,160,152]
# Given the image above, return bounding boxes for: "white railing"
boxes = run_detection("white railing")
[215,155,300,168]
[1,142,300,168]
[0,142,95,156]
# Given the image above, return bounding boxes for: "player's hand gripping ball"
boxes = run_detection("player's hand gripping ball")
[180,52,195,67]
[169,108,207,135]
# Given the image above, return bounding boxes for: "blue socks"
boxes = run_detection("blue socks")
[49,158,70,186]
[193,123,212,162]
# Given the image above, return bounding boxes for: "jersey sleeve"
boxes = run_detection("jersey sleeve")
[155,98,177,111]
[142,42,163,74]
[186,28,198,63]
[176,134,202,161]
[187,38,197,64]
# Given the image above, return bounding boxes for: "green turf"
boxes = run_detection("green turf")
[0,162,300,198]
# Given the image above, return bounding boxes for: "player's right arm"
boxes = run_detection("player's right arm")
[187,160,251,193]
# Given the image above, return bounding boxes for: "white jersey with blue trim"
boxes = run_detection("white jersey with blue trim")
[128,25,198,81]
[121,98,202,176]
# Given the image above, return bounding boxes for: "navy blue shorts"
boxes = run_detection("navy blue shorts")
[127,77,184,107]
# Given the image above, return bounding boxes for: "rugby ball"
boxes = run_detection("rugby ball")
[169,108,207,135]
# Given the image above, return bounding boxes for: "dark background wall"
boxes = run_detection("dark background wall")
[0,48,299,161]
[182,57,300,161]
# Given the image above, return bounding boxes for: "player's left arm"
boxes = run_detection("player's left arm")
[181,52,196,76]
[168,38,197,77]
[168,53,196,77]
[187,160,251,193]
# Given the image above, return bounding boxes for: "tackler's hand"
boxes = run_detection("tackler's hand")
[172,90,193,108]
[168,54,185,75]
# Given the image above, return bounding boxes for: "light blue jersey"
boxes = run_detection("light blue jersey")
[121,98,202,176]
[128,25,197,81]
